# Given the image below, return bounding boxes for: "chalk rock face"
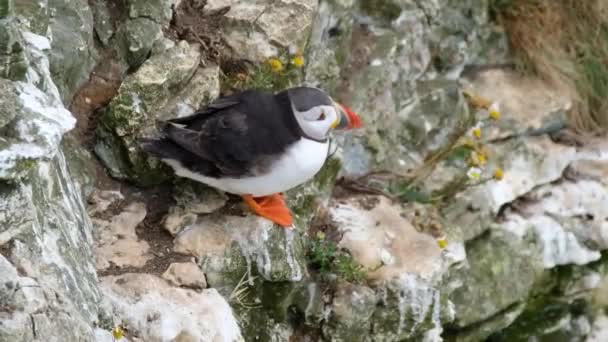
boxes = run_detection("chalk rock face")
[4,0,608,341]
[205,0,318,61]
[0,32,76,180]
[0,9,104,341]
[95,42,220,185]
[100,274,243,342]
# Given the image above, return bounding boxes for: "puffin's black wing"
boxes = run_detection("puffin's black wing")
[167,94,241,127]
[142,90,302,178]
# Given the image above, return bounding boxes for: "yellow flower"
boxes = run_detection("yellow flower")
[267,58,284,73]
[472,127,481,139]
[112,326,124,341]
[316,231,326,240]
[469,150,487,166]
[489,102,501,120]
[291,55,305,68]
[493,167,504,181]
[437,237,448,249]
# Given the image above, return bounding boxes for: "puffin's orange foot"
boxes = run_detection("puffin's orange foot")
[242,194,293,227]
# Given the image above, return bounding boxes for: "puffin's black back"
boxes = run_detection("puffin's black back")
[141,89,304,178]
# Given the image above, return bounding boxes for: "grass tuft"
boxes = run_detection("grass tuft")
[494,0,608,133]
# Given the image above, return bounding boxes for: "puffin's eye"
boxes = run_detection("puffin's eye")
[318,112,326,120]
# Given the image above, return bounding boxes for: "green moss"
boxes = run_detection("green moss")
[15,158,37,173]
[0,0,12,18]
[314,157,341,190]
[359,0,402,21]
[484,253,608,341]
[307,235,374,284]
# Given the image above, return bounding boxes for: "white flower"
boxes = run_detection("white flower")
[380,249,395,265]
[489,102,501,120]
[468,122,483,139]
[466,167,483,180]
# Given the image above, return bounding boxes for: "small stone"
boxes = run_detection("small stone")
[162,262,207,289]
[172,180,228,215]
[163,206,198,236]
[87,189,124,216]
[93,202,152,271]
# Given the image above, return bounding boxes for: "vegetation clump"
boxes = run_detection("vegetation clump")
[222,50,305,93]
[307,231,379,284]
[492,0,608,132]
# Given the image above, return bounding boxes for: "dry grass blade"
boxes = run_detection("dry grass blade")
[228,272,261,310]
[496,0,608,133]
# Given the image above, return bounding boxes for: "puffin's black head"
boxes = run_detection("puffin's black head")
[283,87,362,141]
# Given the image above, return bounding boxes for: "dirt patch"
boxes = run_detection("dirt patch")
[355,196,380,211]
[69,52,127,145]
[307,205,342,244]
[95,183,193,277]
[135,184,192,275]
[165,0,233,65]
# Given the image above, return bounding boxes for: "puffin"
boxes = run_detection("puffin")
[140,86,362,227]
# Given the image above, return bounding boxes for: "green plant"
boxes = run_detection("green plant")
[221,50,305,93]
[307,233,376,284]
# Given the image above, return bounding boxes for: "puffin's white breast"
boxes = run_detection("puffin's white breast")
[163,138,329,197]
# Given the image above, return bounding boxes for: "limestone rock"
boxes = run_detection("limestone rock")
[588,315,608,342]
[163,180,227,236]
[0,152,106,341]
[121,17,163,68]
[461,69,571,141]
[163,206,199,236]
[0,18,28,81]
[14,0,49,35]
[48,0,99,102]
[87,189,124,216]
[91,1,114,46]
[330,196,449,281]
[93,202,151,271]
[100,273,244,342]
[95,42,221,185]
[328,196,461,339]
[128,0,173,25]
[172,179,228,215]
[371,273,446,341]
[448,229,544,328]
[0,33,76,180]
[162,262,207,289]
[322,283,377,342]
[206,0,317,61]
[174,213,306,288]
[497,144,608,268]
[446,136,577,241]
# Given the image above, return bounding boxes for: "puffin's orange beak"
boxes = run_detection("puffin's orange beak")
[336,103,362,130]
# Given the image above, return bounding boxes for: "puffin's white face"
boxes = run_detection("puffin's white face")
[287,86,362,141]
[292,103,340,141]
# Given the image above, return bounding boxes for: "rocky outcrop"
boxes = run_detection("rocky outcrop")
[3,0,608,341]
